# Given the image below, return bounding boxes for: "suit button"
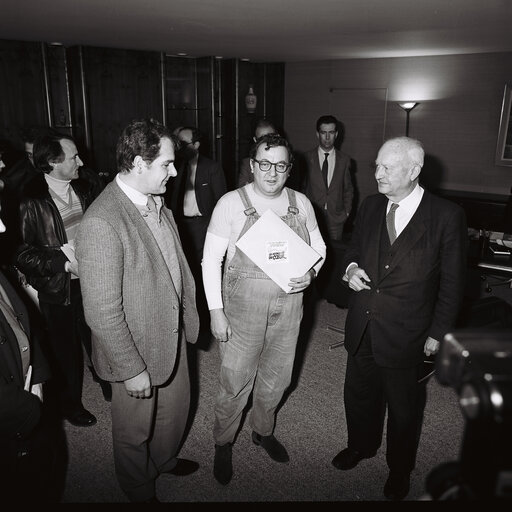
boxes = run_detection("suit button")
[172,328,179,333]
[376,289,380,293]
[365,310,370,315]
[10,375,14,380]
[21,346,28,352]
[173,305,178,310]
[384,265,390,269]
[0,336,6,344]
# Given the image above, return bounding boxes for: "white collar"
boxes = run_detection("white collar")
[116,173,153,206]
[388,183,424,212]
[318,147,335,157]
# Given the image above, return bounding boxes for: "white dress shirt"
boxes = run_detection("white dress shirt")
[317,146,335,188]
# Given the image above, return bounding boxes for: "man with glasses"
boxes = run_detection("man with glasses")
[237,118,277,187]
[167,126,226,338]
[202,134,326,485]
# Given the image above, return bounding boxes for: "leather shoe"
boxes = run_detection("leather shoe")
[252,432,289,463]
[163,458,199,477]
[66,408,97,427]
[331,447,375,470]
[214,443,233,485]
[383,471,410,501]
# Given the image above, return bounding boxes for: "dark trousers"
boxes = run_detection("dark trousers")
[0,399,66,502]
[344,325,427,474]
[177,215,210,331]
[39,279,90,416]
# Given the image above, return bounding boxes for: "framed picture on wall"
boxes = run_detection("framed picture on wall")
[495,83,512,167]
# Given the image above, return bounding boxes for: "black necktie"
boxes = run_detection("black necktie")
[321,152,329,188]
[386,203,399,244]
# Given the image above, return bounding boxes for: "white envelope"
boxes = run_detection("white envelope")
[235,209,322,293]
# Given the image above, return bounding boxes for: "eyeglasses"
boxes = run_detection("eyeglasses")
[253,159,291,173]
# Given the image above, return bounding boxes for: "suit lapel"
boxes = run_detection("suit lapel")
[0,272,26,375]
[366,197,387,281]
[0,272,30,335]
[329,150,345,191]
[110,182,177,295]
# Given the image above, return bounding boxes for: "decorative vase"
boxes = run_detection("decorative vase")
[245,85,257,114]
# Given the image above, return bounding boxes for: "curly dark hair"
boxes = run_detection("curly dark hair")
[249,133,294,165]
[116,119,176,174]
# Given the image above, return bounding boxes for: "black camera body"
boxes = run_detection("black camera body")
[428,329,512,500]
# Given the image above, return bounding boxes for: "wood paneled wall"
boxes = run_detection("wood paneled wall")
[0,39,285,190]
[0,40,48,160]
[76,46,163,174]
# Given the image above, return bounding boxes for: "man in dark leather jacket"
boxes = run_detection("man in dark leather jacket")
[15,133,104,427]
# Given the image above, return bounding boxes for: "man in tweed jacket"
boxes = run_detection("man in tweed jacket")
[76,119,200,503]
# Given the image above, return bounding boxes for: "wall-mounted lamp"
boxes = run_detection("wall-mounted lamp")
[398,102,419,136]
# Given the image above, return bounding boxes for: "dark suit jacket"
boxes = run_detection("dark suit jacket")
[237,157,252,188]
[0,271,50,439]
[304,148,354,240]
[169,154,226,219]
[342,190,467,368]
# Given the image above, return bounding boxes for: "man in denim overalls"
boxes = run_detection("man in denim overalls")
[202,134,326,485]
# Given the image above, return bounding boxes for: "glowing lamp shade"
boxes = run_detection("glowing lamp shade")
[398,102,419,136]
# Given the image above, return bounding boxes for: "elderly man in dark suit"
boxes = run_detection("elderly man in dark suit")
[331,137,467,500]
[76,119,200,503]
[303,115,354,299]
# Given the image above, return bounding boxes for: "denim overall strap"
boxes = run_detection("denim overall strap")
[226,187,310,277]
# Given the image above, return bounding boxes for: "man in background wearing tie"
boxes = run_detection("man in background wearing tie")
[331,137,467,500]
[76,119,200,502]
[303,115,354,299]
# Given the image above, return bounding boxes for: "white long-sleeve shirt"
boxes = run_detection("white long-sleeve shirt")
[202,184,326,310]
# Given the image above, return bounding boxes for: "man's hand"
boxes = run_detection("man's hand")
[30,383,43,402]
[124,370,152,399]
[65,259,79,277]
[346,266,371,292]
[210,308,232,342]
[424,336,440,357]
[288,268,315,294]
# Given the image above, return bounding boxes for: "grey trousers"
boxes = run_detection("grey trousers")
[110,336,190,502]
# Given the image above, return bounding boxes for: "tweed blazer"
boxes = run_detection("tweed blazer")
[75,180,199,386]
[342,190,467,368]
[303,147,354,239]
